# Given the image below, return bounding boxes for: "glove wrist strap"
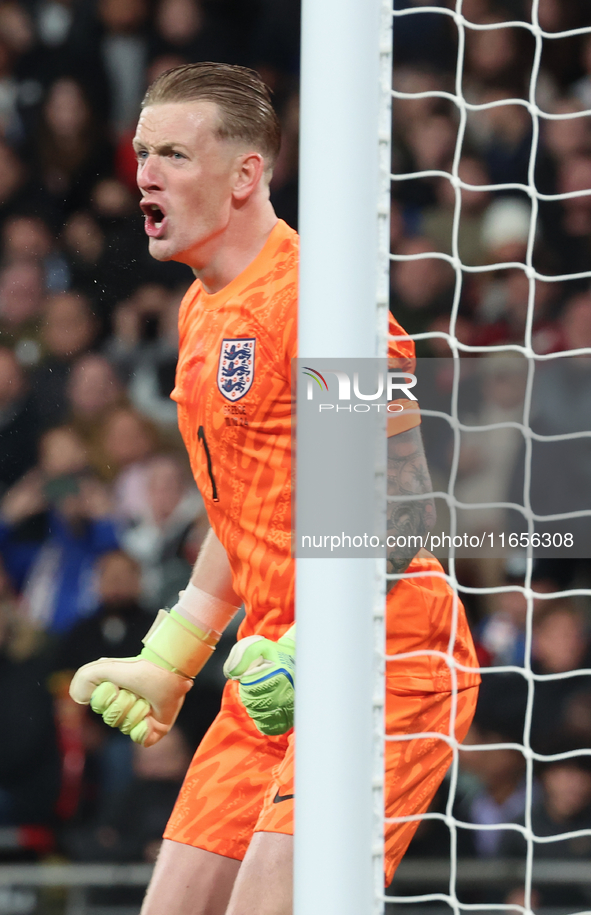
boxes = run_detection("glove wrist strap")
[141,609,218,679]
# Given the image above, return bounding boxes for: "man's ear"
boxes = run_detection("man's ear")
[232,152,266,201]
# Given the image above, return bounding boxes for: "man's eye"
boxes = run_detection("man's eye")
[136,150,148,161]
[172,152,184,160]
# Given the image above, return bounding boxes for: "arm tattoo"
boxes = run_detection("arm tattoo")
[387,425,435,580]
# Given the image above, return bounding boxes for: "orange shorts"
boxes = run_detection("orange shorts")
[164,679,478,882]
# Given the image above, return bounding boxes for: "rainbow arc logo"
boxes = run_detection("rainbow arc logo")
[302,367,329,392]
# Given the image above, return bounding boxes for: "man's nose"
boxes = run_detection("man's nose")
[137,155,163,191]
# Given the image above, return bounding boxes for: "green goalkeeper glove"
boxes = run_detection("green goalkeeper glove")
[69,609,218,746]
[223,625,295,736]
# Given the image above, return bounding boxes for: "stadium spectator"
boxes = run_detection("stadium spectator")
[458,720,529,859]
[532,0,590,97]
[0,346,40,493]
[0,31,24,140]
[392,67,454,211]
[51,550,154,832]
[421,155,492,266]
[454,355,527,539]
[543,96,591,163]
[507,293,591,556]
[60,210,107,302]
[501,750,591,908]
[477,560,561,665]
[457,675,531,858]
[556,154,591,275]
[0,259,45,358]
[471,266,564,354]
[562,689,591,748]
[148,0,237,70]
[54,550,151,675]
[530,601,591,752]
[268,90,299,230]
[393,1,454,72]
[97,0,150,136]
[34,77,113,217]
[1,214,69,292]
[573,32,591,110]
[393,66,452,131]
[0,140,42,228]
[390,236,456,337]
[93,406,161,521]
[151,0,204,61]
[405,113,457,175]
[0,596,61,826]
[31,290,98,428]
[65,353,126,440]
[105,283,180,425]
[471,89,533,188]
[0,425,119,634]
[463,14,532,98]
[121,452,203,609]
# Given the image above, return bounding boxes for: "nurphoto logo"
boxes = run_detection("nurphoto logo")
[301,366,418,412]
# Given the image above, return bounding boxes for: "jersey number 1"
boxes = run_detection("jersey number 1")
[197,426,219,503]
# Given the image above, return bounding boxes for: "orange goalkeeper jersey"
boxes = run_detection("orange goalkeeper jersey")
[171,219,479,690]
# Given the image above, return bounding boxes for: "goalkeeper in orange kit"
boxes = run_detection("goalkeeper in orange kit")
[69,62,479,915]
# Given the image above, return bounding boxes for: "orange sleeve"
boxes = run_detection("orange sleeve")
[387,313,419,435]
[386,399,421,437]
[388,311,416,372]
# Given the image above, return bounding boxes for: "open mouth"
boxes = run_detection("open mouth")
[141,201,167,236]
[149,204,164,227]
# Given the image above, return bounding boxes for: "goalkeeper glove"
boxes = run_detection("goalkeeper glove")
[223,624,295,736]
[70,587,239,746]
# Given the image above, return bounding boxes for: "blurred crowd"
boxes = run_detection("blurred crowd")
[0,0,590,908]
[390,1,591,908]
[0,0,298,878]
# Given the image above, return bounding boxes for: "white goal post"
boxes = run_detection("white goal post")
[296,1,390,915]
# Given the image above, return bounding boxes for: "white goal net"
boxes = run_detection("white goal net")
[385,2,591,915]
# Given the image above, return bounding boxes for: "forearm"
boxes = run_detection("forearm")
[189,528,241,607]
[164,528,241,645]
[386,425,435,581]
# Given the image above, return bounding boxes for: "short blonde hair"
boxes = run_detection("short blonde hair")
[142,62,281,168]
